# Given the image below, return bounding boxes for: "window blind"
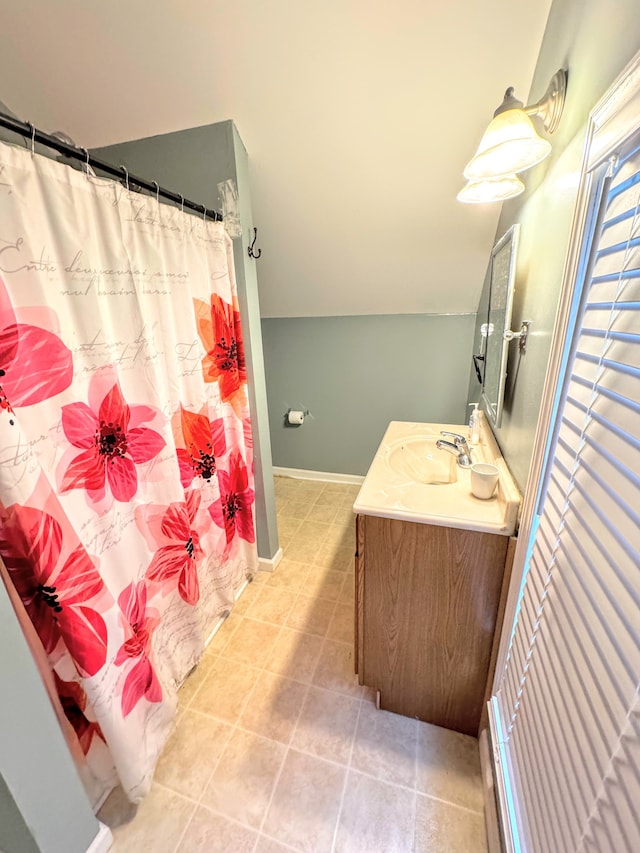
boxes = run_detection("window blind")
[491,137,640,853]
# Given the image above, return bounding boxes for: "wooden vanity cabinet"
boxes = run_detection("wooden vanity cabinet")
[354,513,512,736]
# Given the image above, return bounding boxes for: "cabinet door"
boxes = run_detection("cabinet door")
[354,514,365,681]
[361,515,508,735]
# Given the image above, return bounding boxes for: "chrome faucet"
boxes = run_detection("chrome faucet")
[436,431,472,468]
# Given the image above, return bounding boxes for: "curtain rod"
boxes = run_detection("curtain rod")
[0,111,224,222]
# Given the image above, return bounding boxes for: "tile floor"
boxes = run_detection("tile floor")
[100,478,488,853]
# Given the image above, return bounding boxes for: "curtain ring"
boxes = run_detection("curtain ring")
[203,205,207,223]
[120,165,129,191]
[152,180,160,204]
[179,194,184,213]
[27,121,36,155]
[81,147,90,177]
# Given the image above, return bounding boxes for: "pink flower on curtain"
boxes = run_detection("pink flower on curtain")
[174,405,226,489]
[193,295,247,409]
[114,581,162,717]
[0,274,73,414]
[59,378,165,503]
[0,504,108,677]
[144,490,204,605]
[209,451,255,546]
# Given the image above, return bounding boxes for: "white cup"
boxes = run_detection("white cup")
[470,462,500,500]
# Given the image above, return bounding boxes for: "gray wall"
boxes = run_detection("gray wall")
[0,775,39,853]
[0,580,99,853]
[467,0,640,492]
[263,313,476,475]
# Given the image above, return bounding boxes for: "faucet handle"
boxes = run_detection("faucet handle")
[440,431,466,445]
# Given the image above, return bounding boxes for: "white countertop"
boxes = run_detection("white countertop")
[353,417,521,536]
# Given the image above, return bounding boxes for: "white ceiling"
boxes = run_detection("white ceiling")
[0,0,552,317]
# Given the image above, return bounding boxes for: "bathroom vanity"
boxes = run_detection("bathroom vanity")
[353,418,520,736]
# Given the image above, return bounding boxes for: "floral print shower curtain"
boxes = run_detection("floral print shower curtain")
[0,142,257,803]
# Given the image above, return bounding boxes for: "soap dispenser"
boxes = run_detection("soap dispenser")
[468,403,480,445]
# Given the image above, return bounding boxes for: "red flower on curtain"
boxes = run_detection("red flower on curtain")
[59,380,165,503]
[0,274,73,413]
[54,672,105,756]
[174,405,226,488]
[145,490,204,605]
[194,295,247,405]
[209,451,255,546]
[114,581,162,717]
[0,505,108,676]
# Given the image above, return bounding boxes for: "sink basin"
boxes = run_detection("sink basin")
[386,437,457,485]
[353,419,521,535]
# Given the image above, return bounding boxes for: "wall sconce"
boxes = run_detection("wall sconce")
[457,69,567,203]
[457,175,525,204]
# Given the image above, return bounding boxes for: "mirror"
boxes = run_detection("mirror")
[482,224,520,429]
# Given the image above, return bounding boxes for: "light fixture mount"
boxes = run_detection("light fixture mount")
[493,69,567,133]
[524,69,567,133]
[493,87,525,117]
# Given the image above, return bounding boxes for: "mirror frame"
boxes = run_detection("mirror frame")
[482,223,520,429]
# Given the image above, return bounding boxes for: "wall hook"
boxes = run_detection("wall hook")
[248,227,262,259]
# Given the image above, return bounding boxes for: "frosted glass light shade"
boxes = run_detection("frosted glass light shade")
[457,174,525,204]
[464,109,551,180]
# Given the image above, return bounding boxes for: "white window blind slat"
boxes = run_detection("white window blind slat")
[520,629,599,811]
[570,457,639,542]
[560,478,640,585]
[597,173,640,225]
[576,702,640,853]
[591,359,639,403]
[572,350,604,384]
[535,498,564,551]
[548,436,640,547]
[569,377,638,435]
[515,694,582,850]
[530,632,605,791]
[558,515,639,649]
[492,127,640,852]
[510,716,567,852]
[587,402,640,462]
[534,592,621,766]
[505,612,534,708]
[587,276,638,301]
[550,560,633,734]
[591,237,640,268]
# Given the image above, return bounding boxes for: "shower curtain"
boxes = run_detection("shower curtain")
[0,142,257,803]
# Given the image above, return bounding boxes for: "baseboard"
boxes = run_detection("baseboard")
[273,466,364,485]
[204,613,228,649]
[258,547,283,573]
[86,822,112,853]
